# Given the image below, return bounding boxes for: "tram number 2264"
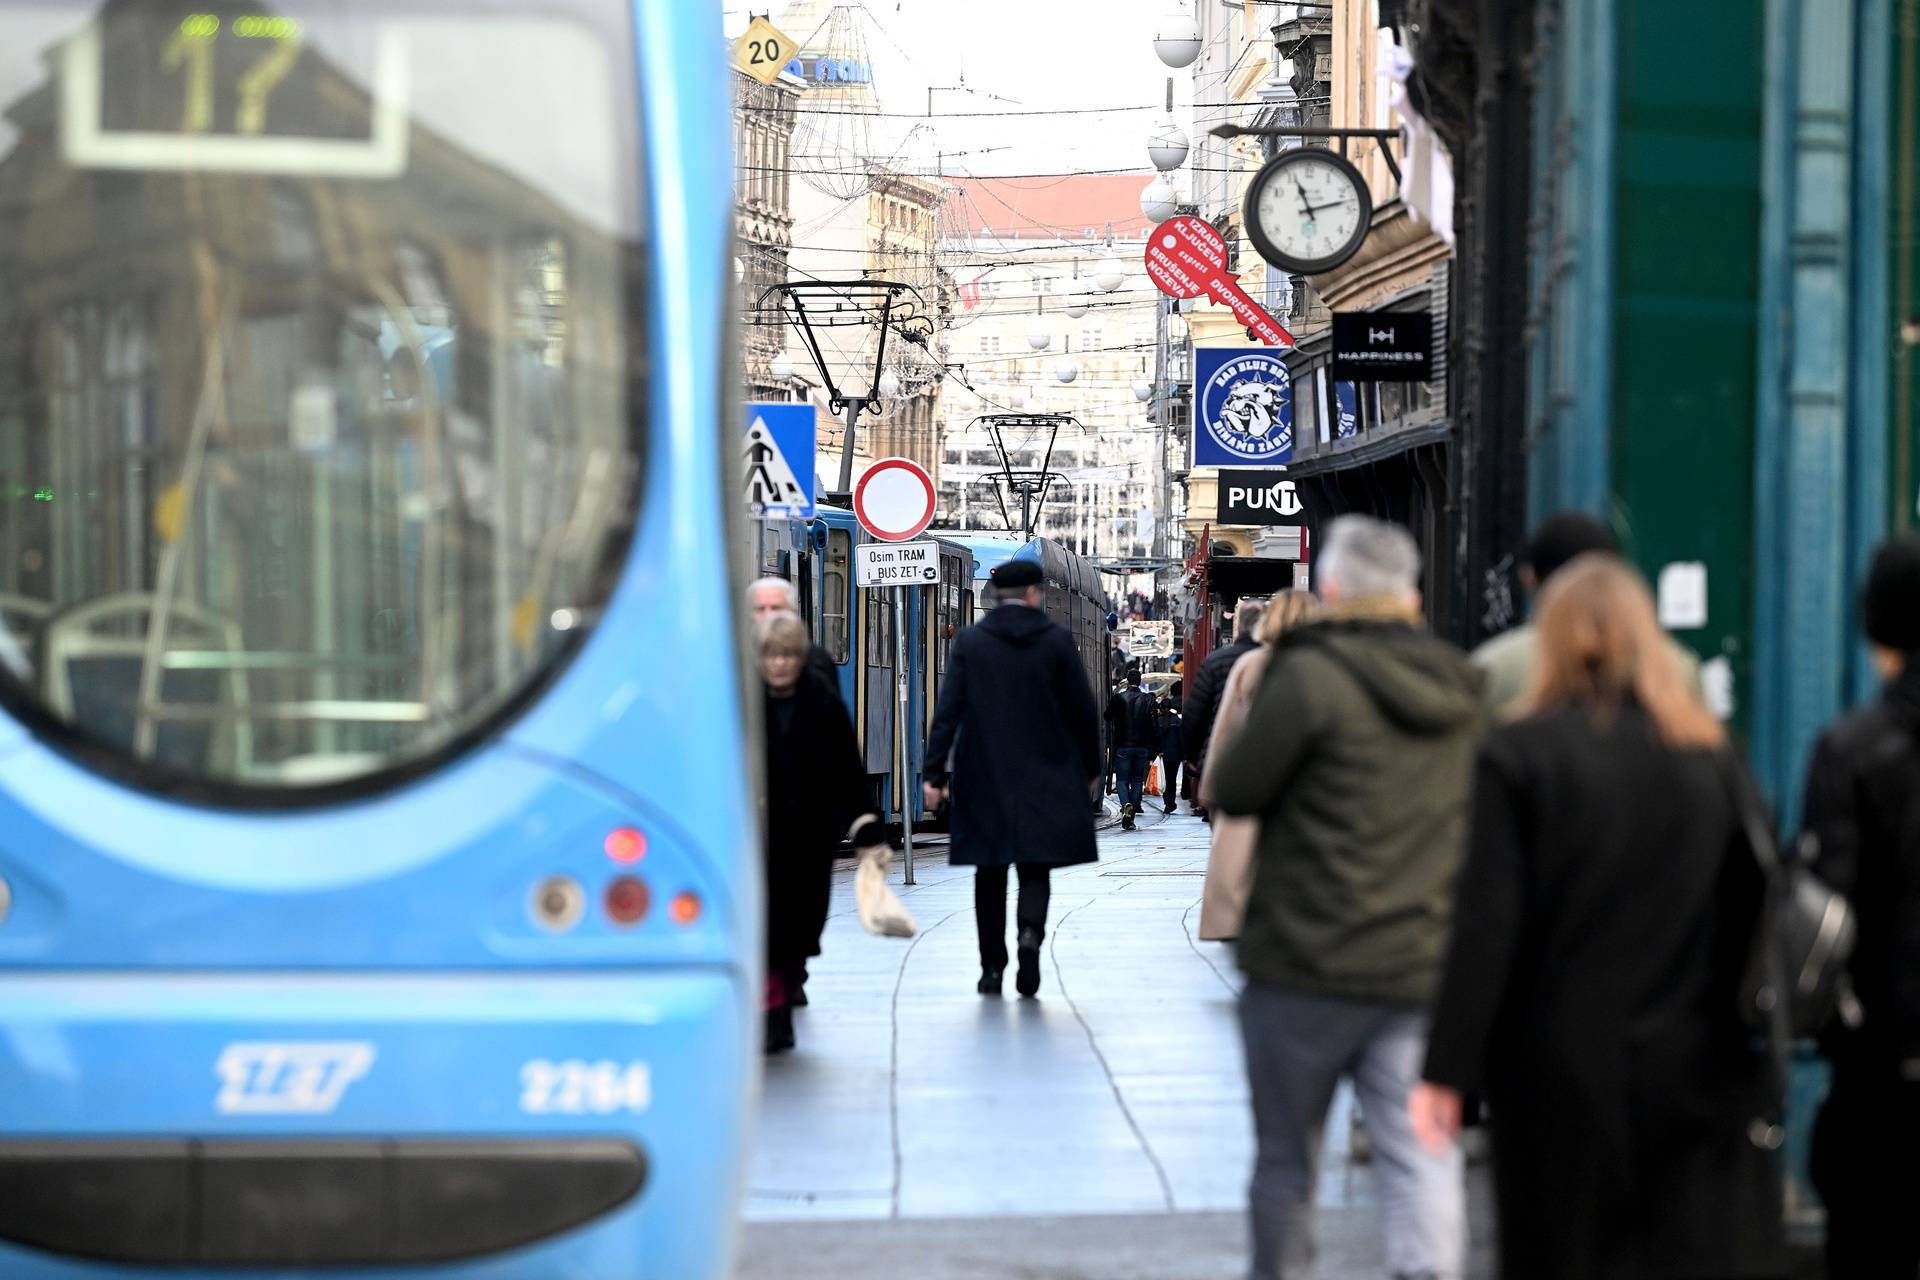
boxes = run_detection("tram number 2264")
[519,1059,652,1115]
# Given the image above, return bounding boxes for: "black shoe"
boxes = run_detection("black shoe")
[1015,929,1042,998]
[977,968,1003,996]
[1165,806,1176,815]
[763,1006,795,1054]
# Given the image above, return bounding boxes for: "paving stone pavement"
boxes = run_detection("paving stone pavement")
[738,808,1496,1278]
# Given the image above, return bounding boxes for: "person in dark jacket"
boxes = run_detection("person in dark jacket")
[1801,533,1920,1277]
[1158,685,1185,815]
[1184,598,1267,818]
[759,614,884,1054]
[750,576,837,691]
[1208,518,1478,1280]
[1105,666,1160,829]
[1414,553,1786,1280]
[924,558,1101,998]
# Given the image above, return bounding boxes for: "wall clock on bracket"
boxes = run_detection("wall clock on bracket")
[1243,146,1373,276]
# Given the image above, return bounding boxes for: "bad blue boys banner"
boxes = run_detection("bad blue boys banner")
[1193,347,1293,468]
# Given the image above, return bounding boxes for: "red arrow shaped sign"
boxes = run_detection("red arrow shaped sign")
[1144,216,1295,348]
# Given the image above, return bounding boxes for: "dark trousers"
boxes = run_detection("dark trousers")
[1116,747,1150,811]
[1814,1063,1920,1277]
[1163,754,1184,807]
[974,864,1052,970]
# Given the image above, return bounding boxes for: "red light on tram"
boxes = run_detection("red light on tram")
[605,875,651,926]
[605,826,647,863]
[670,892,702,926]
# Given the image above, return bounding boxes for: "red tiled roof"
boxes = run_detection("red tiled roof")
[949,175,1157,242]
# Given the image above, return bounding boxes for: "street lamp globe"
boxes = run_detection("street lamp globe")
[1063,292,1090,319]
[1027,319,1052,351]
[878,369,902,400]
[769,352,794,382]
[1152,10,1202,69]
[1094,255,1127,293]
[1141,175,1179,223]
[1147,119,1189,172]
[1133,378,1154,402]
[1055,359,1080,385]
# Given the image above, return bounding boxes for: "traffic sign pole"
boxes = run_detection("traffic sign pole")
[897,587,916,886]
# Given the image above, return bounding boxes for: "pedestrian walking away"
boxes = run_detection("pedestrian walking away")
[925,558,1102,999]
[1208,518,1480,1280]
[1185,597,1268,819]
[1414,553,1786,1280]
[1799,533,1920,1278]
[1106,665,1160,829]
[758,615,887,1054]
[1196,590,1321,942]
[1157,681,1185,815]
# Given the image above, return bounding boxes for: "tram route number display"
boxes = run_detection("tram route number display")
[855,540,941,589]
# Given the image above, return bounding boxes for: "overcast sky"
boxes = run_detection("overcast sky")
[723,0,1203,180]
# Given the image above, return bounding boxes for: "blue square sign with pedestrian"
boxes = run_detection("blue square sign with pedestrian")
[1193,347,1293,468]
[743,402,816,517]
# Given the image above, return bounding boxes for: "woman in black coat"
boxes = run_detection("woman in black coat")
[760,614,881,1053]
[1412,554,1786,1280]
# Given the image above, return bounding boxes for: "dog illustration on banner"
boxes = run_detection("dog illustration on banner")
[1194,348,1293,468]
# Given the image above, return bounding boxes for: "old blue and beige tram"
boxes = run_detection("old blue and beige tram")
[0,1,750,1276]
[758,504,973,828]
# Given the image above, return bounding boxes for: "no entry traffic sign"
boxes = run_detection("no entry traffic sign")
[853,457,937,542]
[1145,216,1295,348]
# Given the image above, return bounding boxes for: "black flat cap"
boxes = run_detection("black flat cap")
[991,559,1043,589]
[1864,534,1920,652]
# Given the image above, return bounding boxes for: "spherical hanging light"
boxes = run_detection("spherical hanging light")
[878,369,902,400]
[1027,319,1052,351]
[769,352,795,382]
[1064,292,1090,319]
[1141,175,1180,223]
[1152,10,1202,69]
[1147,119,1190,173]
[1133,378,1154,403]
[1055,359,1080,385]
[1095,255,1127,293]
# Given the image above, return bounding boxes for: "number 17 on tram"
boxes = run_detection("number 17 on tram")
[0,1,754,1275]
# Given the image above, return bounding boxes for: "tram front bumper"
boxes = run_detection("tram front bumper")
[0,970,750,1271]
[0,1137,645,1266]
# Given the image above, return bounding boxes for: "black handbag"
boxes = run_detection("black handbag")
[1715,752,1862,1053]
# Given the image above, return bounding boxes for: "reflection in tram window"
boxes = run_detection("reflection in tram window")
[0,1,644,794]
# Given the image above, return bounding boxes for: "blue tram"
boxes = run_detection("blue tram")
[0,2,750,1276]
[757,505,974,828]
[937,533,1113,702]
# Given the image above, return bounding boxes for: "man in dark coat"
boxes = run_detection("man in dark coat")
[1208,518,1480,1280]
[1183,598,1266,817]
[1802,533,1920,1276]
[1104,666,1160,829]
[925,558,1101,998]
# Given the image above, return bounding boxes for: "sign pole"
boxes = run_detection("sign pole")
[896,587,915,885]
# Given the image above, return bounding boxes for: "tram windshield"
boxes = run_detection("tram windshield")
[0,1,643,794]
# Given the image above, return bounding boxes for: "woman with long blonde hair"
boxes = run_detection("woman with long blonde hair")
[1195,590,1322,940]
[1412,554,1786,1279]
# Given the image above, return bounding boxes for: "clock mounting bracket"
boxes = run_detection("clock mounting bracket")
[1209,123,1403,188]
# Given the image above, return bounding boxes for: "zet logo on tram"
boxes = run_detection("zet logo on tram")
[214,1042,376,1115]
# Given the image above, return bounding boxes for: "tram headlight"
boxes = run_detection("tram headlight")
[531,875,586,932]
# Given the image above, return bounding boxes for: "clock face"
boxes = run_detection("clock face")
[1246,150,1372,274]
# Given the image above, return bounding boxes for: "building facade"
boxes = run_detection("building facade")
[933,177,1171,567]
[733,65,804,405]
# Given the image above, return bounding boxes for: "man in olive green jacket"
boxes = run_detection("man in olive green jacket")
[1210,516,1482,1280]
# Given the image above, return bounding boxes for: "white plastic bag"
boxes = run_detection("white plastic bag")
[855,844,917,938]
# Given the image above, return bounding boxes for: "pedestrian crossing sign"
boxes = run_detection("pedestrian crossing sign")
[744,402,815,517]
